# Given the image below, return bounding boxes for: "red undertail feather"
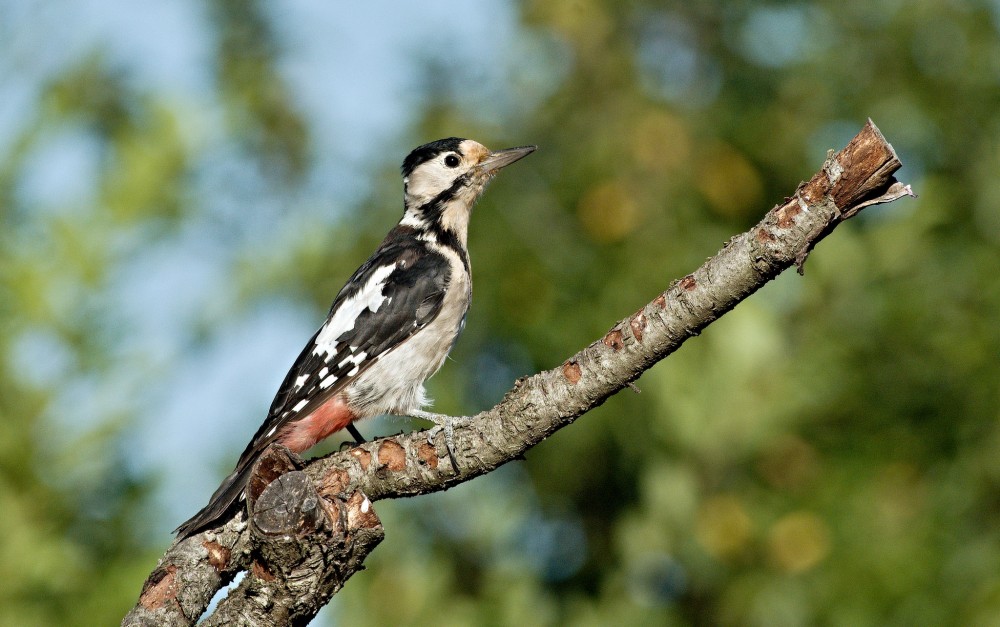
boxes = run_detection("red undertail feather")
[277,393,357,453]
[174,394,357,538]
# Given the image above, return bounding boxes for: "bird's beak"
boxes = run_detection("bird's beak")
[478,145,537,175]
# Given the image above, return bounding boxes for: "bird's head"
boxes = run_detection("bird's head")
[400,138,535,241]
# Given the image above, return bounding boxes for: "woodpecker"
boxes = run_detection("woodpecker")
[175,138,535,539]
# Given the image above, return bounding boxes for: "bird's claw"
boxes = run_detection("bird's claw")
[411,411,467,472]
[424,424,457,470]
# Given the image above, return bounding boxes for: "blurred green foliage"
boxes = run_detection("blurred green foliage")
[2,0,1000,625]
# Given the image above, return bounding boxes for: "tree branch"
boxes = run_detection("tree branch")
[122,120,913,626]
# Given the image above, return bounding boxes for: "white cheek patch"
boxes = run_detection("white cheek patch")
[313,264,397,358]
[406,161,464,204]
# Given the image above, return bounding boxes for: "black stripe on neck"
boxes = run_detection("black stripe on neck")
[426,222,470,272]
[405,175,472,271]
[414,173,469,221]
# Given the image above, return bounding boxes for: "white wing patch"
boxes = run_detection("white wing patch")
[337,351,367,369]
[294,374,309,389]
[310,351,370,392]
[312,263,397,359]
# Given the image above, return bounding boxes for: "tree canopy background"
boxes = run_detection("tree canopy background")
[2,1,999,625]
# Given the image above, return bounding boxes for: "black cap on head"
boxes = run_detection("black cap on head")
[401,137,467,178]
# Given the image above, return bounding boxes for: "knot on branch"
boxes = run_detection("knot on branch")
[247,446,383,546]
[252,471,324,538]
[195,446,384,626]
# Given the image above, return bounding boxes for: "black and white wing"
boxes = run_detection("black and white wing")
[235,235,451,467]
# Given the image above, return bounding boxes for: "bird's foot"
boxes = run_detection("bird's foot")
[346,422,367,445]
[338,423,367,451]
[410,410,469,471]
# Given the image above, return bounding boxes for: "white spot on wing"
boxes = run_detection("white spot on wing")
[292,399,309,412]
[338,351,368,370]
[318,367,329,379]
[312,264,397,358]
[294,374,309,389]
[320,374,339,389]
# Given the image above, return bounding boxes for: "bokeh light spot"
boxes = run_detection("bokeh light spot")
[630,109,692,176]
[767,511,831,574]
[576,180,639,243]
[696,494,753,559]
[695,142,763,217]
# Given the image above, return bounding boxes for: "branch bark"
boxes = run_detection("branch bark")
[122,120,913,626]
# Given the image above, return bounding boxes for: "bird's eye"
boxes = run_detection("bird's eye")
[444,154,460,168]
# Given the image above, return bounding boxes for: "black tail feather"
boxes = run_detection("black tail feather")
[175,425,368,539]
[174,464,254,539]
